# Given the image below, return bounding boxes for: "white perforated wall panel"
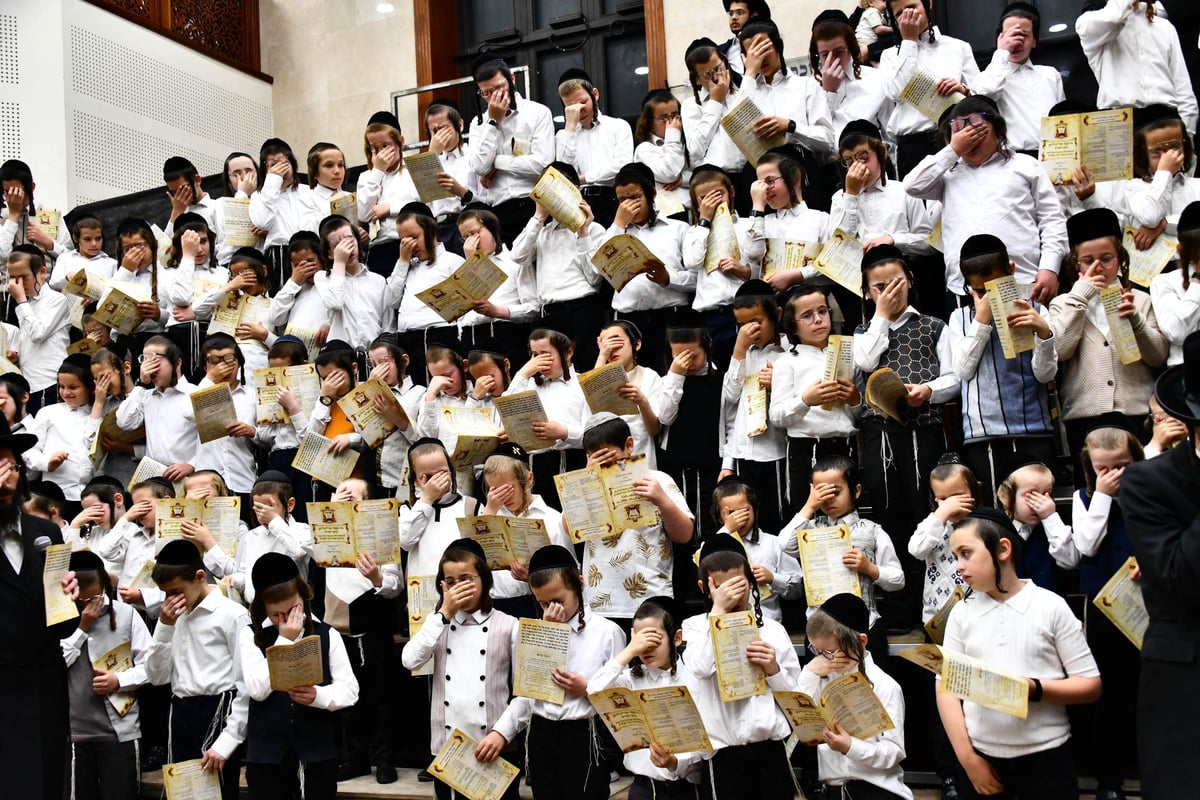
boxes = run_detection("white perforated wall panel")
[0,102,20,161]
[0,15,18,86]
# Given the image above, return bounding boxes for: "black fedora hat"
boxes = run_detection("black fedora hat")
[0,413,36,455]
[1155,331,1200,426]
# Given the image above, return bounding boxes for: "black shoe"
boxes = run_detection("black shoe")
[942,776,961,800]
[375,765,398,784]
[1096,790,1126,800]
[417,768,434,782]
[337,763,370,782]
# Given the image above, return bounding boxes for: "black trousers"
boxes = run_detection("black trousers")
[701,306,737,372]
[820,780,908,800]
[706,739,795,800]
[338,630,400,770]
[1082,609,1139,790]
[540,292,610,373]
[959,435,1056,509]
[953,742,1078,800]
[264,243,289,297]
[169,693,244,800]
[435,770,522,800]
[245,754,338,800]
[629,774,700,800]
[527,716,608,800]
[530,448,586,512]
[68,739,139,800]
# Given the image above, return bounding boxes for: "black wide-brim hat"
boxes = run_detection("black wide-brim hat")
[0,413,36,455]
[1155,331,1200,426]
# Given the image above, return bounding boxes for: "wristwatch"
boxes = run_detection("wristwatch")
[787,119,797,134]
[136,379,154,390]
[319,395,333,406]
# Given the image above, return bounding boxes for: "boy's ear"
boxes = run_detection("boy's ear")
[193,569,206,583]
[997,536,1014,561]
[1008,260,1017,275]
[624,436,635,453]
[854,483,863,500]
[858,632,868,647]
[286,497,296,514]
[674,629,684,647]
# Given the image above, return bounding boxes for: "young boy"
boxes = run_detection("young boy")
[162,156,217,235]
[8,245,70,413]
[578,412,694,631]
[367,335,425,497]
[312,215,388,352]
[266,231,329,356]
[948,234,1058,503]
[114,335,199,483]
[256,336,317,517]
[188,333,259,496]
[48,215,117,291]
[95,477,175,614]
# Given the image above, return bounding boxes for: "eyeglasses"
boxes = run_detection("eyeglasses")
[700,65,727,84]
[818,47,849,61]
[1148,140,1183,157]
[839,151,872,169]
[807,644,846,660]
[761,175,785,187]
[477,84,507,100]
[795,307,831,325]
[617,193,645,203]
[137,352,165,364]
[949,113,991,133]
[441,575,478,588]
[654,112,681,123]
[1078,253,1118,268]
[206,354,238,366]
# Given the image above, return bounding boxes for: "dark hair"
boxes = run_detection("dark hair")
[168,216,216,270]
[599,320,642,366]
[739,19,784,63]
[997,3,1040,40]
[473,58,519,123]
[82,479,123,535]
[583,416,632,452]
[251,577,314,650]
[545,161,581,187]
[862,254,917,308]
[116,221,158,265]
[529,564,587,629]
[528,328,574,384]
[289,230,321,258]
[142,335,184,387]
[252,477,293,508]
[812,454,860,501]
[665,323,712,358]
[398,212,440,264]
[7,246,45,274]
[363,122,405,172]
[952,515,1020,594]
[425,343,466,395]
[838,132,891,187]
[1062,234,1130,287]
[698,549,763,626]
[458,209,503,254]
[131,479,175,500]
[369,337,410,381]
[1080,427,1144,497]
[780,284,830,346]
[0,160,35,216]
[711,478,759,534]
[939,95,1011,161]
[884,0,936,45]
[634,91,689,167]
[202,333,245,379]
[756,151,804,206]
[437,544,494,613]
[614,164,658,226]
[810,20,862,81]
[267,339,308,366]
[406,440,456,506]
[806,608,870,682]
[0,376,25,419]
[57,357,96,400]
[732,288,780,341]
[929,458,983,511]
[76,565,119,632]
[229,252,269,296]
[259,138,299,190]
[1180,227,1200,290]
[467,349,510,391]
[314,346,358,389]
[688,167,735,225]
[425,103,465,154]
[306,142,344,190]
[1134,117,1194,180]
[630,599,680,678]
[959,250,1011,284]
[69,216,104,245]
[162,156,199,185]
[152,552,206,586]
[684,45,734,105]
[558,77,601,121]
[223,151,257,196]
[318,215,354,268]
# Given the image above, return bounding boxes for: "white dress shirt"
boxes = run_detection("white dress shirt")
[682,214,764,311]
[503,372,588,452]
[1070,490,1117,559]
[680,611,800,749]
[741,68,836,158]
[399,495,474,579]
[115,381,200,467]
[905,147,1068,295]
[48,250,117,292]
[459,248,538,327]
[1126,172,1200,235]
[429,148,481,219]
[1016,515,1079,570]
[829,181,937,258]
[24,402,100,500]
[604,216,692,312]
[682,88,748,173]
[1076,0,1199,135]
[824,65,894,146]
[95,519,165,611]
[60,595,153,694]
[729,528,804,623]
[240,618,359,709]
[749,204,834,284]
[555,115,635,187]
[206,516,312,604]
[387,245,466,333]
[854,306,959,404]
[510,218,605,307]
[880,29,980,137]
[722,344,787,464]
[13,286,71,392]
[145,589,250,758]
[313,266,389,350]
[941,582,1100,758]
[466,94,557,205]
[249,175,314,247]
[635,130,692,214]
[356,168,421,244]
[267,276,327,338]
[768,343,860,439]
[1149,269,1200,365]
[0,205,74,260]
[971,51,1066,152]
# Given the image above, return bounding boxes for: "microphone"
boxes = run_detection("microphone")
[33,536,52,552]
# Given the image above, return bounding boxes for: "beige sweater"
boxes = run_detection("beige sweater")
[1049,281,1168,420]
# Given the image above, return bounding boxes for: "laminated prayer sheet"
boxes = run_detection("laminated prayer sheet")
[924,585,966,646]
[493,390,549,452]
[266,634,324,691]
[1093,556,1148,649]
[939,649,1029,719]
[720,96,787,165]
[221,197,258,247]
[292,430,360,486]
[1038,107,1133,185]
[306,499,401,567]
[337,378,403,448]
[896,643,946,674]
[530,166,586,232]
[795,525,861,605]
[427,729,521,800]
[1101,284,1142,365]
[820,336,855,411]
[329,192,358,226]
[704,202,741,274]
[514,618,570,704]
[91,641,137,716]
[127,559,157,592]
[985,276,1034,359]
[405,152,455,203]
[67,336,99,357]
[91,410,144,464]
[35,208,61,241]
[814,230,866,294]
[591,234,662,292]
[208,293,270,340]
[589,685,713,755]
[407,574,438,677]
[578,361,638,416]
[127,457,183,495]
[774,672,895,745]
[189,383,235,444]
[762,239,822,281]
[742,373,768,436]
[456,515,551,569]
[68,295,88,331]
[1125,227,1179,287]
[554,453,659,542]
[415,252,508,323]
[899,67,966,124]
[43,543,79,626]
[163,759,221,800]
[93,284,149,336]
[442,407,501,471]
[154,498,240,556]
[709,610,766,702]
[253,364,321,425]
[283,323,321,359]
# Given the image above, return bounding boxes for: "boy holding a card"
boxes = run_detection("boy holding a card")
[48,214,116,291]
[96,477,175,613]
[239,553,359,800]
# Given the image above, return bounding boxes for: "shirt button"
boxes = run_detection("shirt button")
[1103,341,1109,347]
[479,701,486,707]
[480,675,486,681]
[450,625,457,631]
[482,627,488,633]
[446,675,451,681]
[446,648,452,654]
[1107,380,1114,386]
[444,700,450,706]
[480,649,486,655]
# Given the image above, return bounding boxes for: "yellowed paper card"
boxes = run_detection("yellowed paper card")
[266,634,324,691]
[291,430,360,486]
[924,585,966,646]
[415,252,508,323]
[221,197,257,247]
[163,758,221,800]
[589,685,713,754]
[493,390,549,452]
[337,378,402,448]
[442,406,501,471]
[1038,107,1133,185]
[1093,556,1147,650]
[985,276,1034,360]
[1101,284,1142,365]
[773,691,829,746]
[44,542,80,626]
[742,373,768,437]
[821,336,855,411]
[927,220,944,253]
[283,323,321,359]
[591,234,662,292]
[796,525,861,605]
[578,362,638,416]
[407,573,438,676]
[307,499,400,567]
[456,515,550,569]
[709,610,766,702]
[896,643,946,674]
[939,649,1029,719]
[814,229,865,294]
[720,96,786,165]
[762,239,818,281]
[126,456,183,496]
[253,364,321,425]
[189,382,235,444]
[554,453,660,543]
[67,337,99,357]
[405,151,455,203]
[93,284,150,336]
[127,558,157,592]
[428,729,520,800]
[1125,227,1178,287]
[91,640,137,716]
[900,67,966,124]
[818,671,895,740]
[515,618,570,704]
[153,498,240,556]
[655,187,686,218]
[329,192,358,226]
[705,202,741,274]
[530,166,586,233]
[34,208,61,242]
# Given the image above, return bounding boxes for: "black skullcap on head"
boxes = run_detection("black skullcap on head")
[529,544,577,574]
[85,475,126,494]
[1179,201,1200,234]
[231,246,264,264]
[0,371,29,393]
[251,552,300,592]
[368,110,401,129]
[640,87,676,109]
[965,507,1020,537]
[273,334,306,347]
[1155,331,1200,425]
[715,472,750,490]
[29,480,66,504]
[255,470,293,486]
[698,532,746,562]
[69,549,106,574]
[1048,99,1090,117]
[462,200,494,214]
[667,307,706,331]
[766,143,808,166]
[410,436,447,453]
[642,595,682,624]
[616,162,655,187]
[861,243,906,272]
[144,476,176,493]
[735,279,774,299]
[62,353,94,374]
[839,119,883,147]
[318,339,354,355]
[1066,208,1122,248]
[157,539,202,567]
[174,211,210,232]
[117,217,154,237]
[558,67,592,86]
[812,9,850,27]
[489,441,529,463]
[444,537,487,564]
[685,36,720,55]
[819,593,869,634]
[959,233,1008,262]
[398,201,434,219]
[1134,104,1182,131]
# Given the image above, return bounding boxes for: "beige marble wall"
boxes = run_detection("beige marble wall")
[260,0,422,169]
